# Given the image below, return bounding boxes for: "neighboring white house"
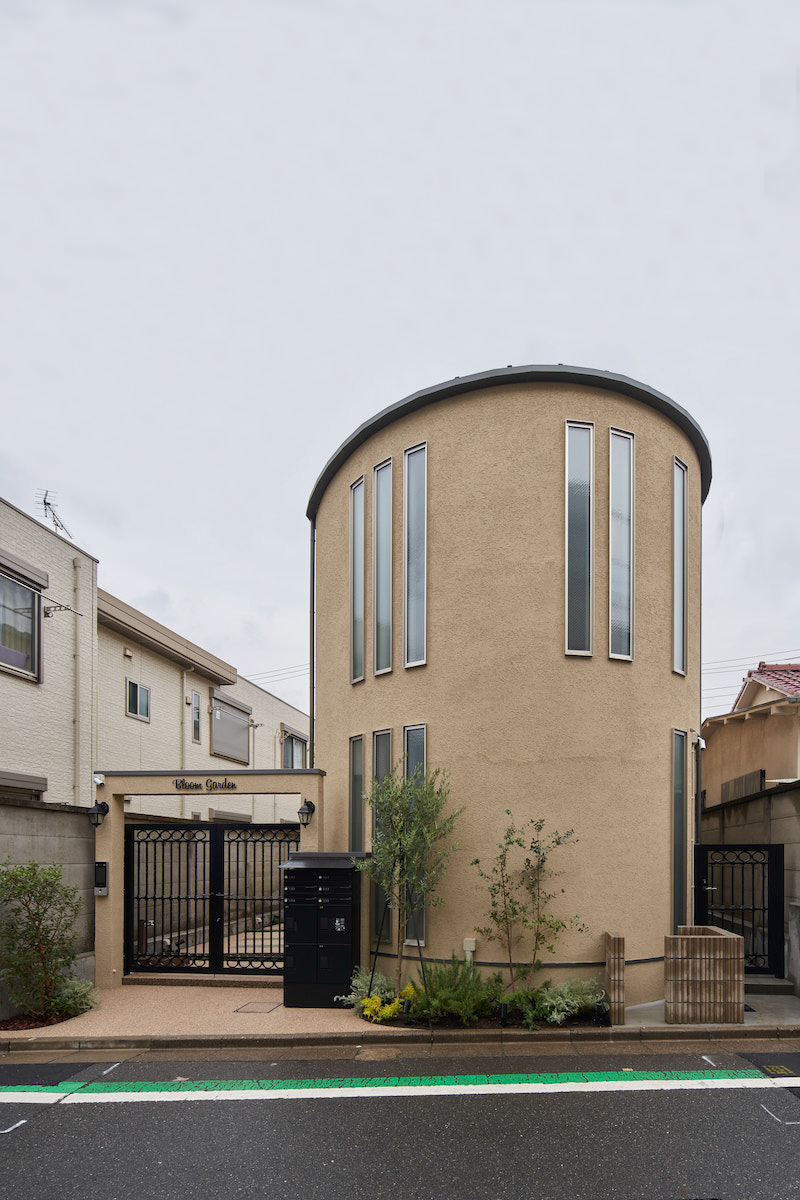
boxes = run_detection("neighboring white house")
[1,496,308,821]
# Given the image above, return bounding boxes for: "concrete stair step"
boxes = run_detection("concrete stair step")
[745,974,794,995]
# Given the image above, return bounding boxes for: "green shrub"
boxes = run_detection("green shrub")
[0,860,96,1020]
[409,954,495,1026]
[334,965,396,1008]
[49,976,97,1019]
[508,978,605,1030]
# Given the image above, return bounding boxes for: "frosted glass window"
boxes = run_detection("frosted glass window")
[192,691,201,742]
[672,731,687,929]
[372,730,392,942]
[350,478,364,681]
[673,460,688,674]
[610,431,634,658]
[404,724,426,944]
[350,736,364,852]
[374,461,392,673]
[374,729,392,782]
[404,445,426,667]
[566,423,593,654]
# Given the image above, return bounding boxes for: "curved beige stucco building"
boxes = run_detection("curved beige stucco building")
[307,365,711,1004]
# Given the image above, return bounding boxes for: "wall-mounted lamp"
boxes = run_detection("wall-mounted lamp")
[297,799,316,828]
[87,801,109,828]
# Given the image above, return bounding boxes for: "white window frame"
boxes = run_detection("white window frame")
[673,457,688,676]
[350,477,365,683]
[403,723,427,946]
[191,690,201,743]
[609,428,635,661]
[373,458,393,675]
[0,569,41,682]
[126,679,150,722]
[403,443,427,668]
[282,727,308,769]
[565,421,595,656]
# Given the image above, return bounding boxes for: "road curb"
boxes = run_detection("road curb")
[3,1025,800,1054]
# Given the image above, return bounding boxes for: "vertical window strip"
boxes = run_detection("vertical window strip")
[673,459,688,674]
[373,460,392,673]
[350,478,365,682]
[372,730,392,942]
[349,736,364,852]
[673,730,687,930]
[191,691,201,742]
[565,423,594,654]
[404,444,427,667]
[403,724,426,944]
[609,430,634,659]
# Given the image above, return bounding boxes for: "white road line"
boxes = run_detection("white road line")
[4,1073,800,1107]
[0,1121,27,1134]
[55,1077,792,1104]
[101,1063,121,1075]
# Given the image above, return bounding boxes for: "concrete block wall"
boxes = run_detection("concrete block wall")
[0,796,95,1018]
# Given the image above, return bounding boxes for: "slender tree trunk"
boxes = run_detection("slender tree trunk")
[395,886,407,996]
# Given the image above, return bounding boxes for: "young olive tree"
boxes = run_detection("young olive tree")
[471,812,585,990]
[357,763,461,996]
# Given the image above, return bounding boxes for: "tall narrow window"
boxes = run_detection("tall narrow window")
[404,724,426,944]
[609,430,634,659]
[372,730,392,942]
[191,690,201,742]
[566,423,594,654]
[673,459,688,675]
[374,729,392,781]
[373,460,392,673]
[349,736,364,852]
[404,444,426,667]
[673,730,687,929]
[350,478,365,682]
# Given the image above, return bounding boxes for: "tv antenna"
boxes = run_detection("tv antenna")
[36,490,73,540]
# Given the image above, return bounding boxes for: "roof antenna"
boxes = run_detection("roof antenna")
[37,490,73,540]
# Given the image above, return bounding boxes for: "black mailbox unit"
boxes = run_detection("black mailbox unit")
[280,852,366,1007]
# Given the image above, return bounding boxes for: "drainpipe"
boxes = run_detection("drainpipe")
[309,516,316,767]
[73,557,82,805]
[180,670,187,771]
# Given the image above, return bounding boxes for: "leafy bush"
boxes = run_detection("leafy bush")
[334,965,397,1008]
[508,978,605,1030]
[361,995,403,1023]
[0,860,97,1020]
[409,954,495,1026]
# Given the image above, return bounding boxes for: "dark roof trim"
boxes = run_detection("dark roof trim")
[307,364,712,518]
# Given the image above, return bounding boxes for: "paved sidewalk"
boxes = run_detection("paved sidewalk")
[3,983,800,1057]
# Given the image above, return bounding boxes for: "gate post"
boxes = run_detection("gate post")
[94,789,125,990]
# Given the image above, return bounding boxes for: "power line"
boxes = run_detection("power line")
[245,662,309,680]
[702,647,800,668]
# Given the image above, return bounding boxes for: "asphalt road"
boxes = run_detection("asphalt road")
[1,1050,799,1200]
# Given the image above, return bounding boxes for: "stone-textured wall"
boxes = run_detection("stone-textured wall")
[0,795,95,1018]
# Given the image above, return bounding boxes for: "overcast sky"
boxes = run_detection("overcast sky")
[1,0,798,717]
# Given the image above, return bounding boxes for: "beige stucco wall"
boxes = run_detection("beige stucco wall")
[702,708,800,807]
[0,500,98,808]
[312,379,704,1005]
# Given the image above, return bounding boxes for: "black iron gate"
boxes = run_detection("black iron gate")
[693,843,784,976]
[124,822,300,975]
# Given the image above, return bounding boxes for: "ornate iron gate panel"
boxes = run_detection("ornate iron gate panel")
[694,844,784,976]
[124,823,300,975]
